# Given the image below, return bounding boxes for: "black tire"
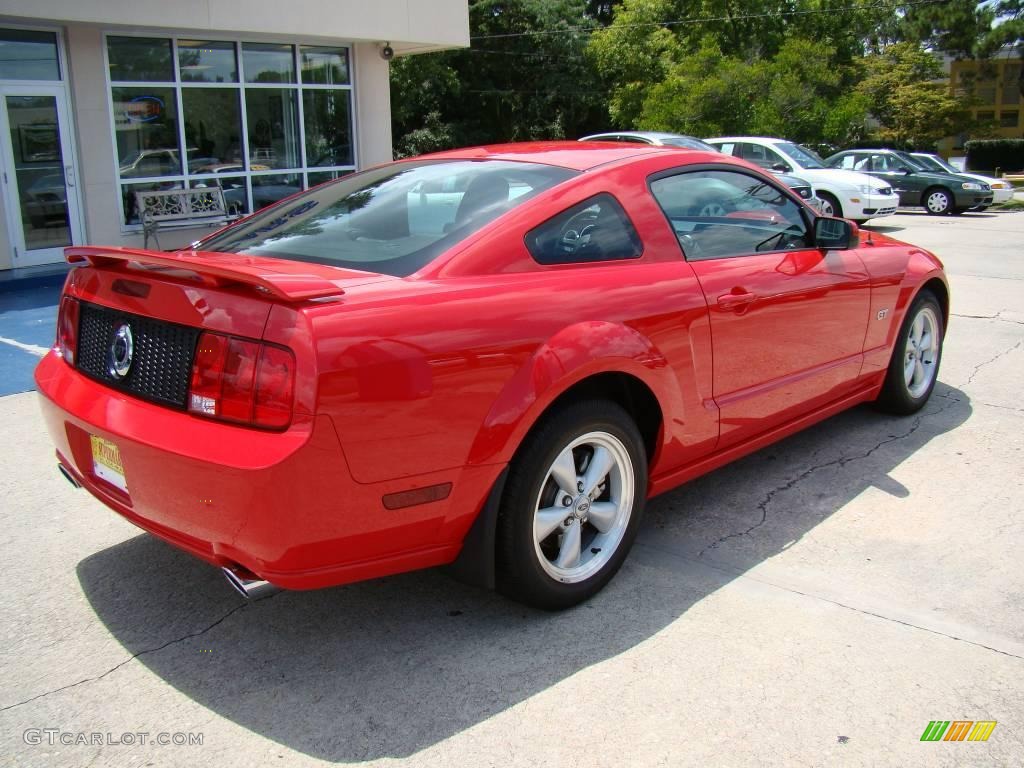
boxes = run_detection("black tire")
[952,207,969,215]
[875,289,944,415]
[496,399,647,610]
[923,187,953,216]
[817,191,842,218]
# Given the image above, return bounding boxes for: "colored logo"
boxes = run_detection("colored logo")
[124,95,164,123]
[920,721,997,742]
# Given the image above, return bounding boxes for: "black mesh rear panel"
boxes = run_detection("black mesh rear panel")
[76,302,200,408]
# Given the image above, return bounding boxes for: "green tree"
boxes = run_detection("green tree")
[858,42,973,147]
[391,0,609,155]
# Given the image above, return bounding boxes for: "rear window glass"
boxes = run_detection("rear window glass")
[198,159,577,276]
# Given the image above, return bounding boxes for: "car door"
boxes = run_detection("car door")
[649,167,871,448]
[736,142,791,173]
[867,154,920,206]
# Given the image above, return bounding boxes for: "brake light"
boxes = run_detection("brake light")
[188,331,295,429]
[57,296,79,366]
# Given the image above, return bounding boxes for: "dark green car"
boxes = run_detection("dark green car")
[824,149,992,215]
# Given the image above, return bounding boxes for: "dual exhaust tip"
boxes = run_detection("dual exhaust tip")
[58,463,279,601]
[221,566,279,600]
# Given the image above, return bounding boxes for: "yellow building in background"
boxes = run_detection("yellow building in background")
[939,50,1023,160]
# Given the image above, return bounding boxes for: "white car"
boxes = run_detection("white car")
[910,153,1014,208]
[705,137,900,222]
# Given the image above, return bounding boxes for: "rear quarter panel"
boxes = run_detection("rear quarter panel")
[306,156,722,487]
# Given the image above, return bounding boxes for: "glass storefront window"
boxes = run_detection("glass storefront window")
[300,46,349,85]
[106,35,354,225]
[108,36,173,82]
[307,170,351,187]
[245,88,300,169]
[251,173,302,211]
[183,88,243,170]
[111,87,181,177]
[178,40,238,83]
[303,90,353,167]
[243,43,295,84]
[0,29,60,81]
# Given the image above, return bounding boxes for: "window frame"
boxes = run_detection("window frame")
[646,164,816,263]
[524,192,644,267]
[102,31,357,231]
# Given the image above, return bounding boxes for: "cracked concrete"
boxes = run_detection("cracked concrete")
[1,211,1023,768]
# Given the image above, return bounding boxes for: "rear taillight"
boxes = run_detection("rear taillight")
[188,331,295,429]
[57,296,79,366]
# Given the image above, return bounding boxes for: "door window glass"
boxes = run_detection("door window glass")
[650,169,810,260]
[5,95,71,249]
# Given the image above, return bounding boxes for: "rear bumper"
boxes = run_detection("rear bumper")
[36,352,500,590]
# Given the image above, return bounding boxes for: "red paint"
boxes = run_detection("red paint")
[36,143,947,591]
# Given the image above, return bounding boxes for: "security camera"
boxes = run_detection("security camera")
[380,43,394,61]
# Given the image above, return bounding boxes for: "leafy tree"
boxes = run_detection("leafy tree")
[857,42,973,147]
[391,0,608,155]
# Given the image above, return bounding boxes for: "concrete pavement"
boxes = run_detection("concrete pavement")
[0,211,1022,767]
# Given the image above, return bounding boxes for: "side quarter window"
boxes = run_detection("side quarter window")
[649,169,811,261]
[525,193,643,265]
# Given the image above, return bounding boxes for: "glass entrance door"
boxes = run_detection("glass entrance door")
[1,84,83,267]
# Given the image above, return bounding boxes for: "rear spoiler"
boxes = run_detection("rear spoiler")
[65,246,345,302]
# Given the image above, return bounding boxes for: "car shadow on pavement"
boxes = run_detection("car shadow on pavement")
[76,383,971,761]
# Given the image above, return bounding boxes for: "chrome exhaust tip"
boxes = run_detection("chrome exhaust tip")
[57,463,81,489]
[222,566,279,600]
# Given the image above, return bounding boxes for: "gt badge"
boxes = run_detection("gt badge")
[877,309,889,320]
[109,323,134,379]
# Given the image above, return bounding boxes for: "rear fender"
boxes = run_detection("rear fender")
[466,321,676,468]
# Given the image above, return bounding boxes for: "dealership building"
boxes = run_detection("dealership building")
[0,1,468,273]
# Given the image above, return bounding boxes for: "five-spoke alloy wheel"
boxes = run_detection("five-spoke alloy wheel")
[876,289,944,414]
[497,400,647,609]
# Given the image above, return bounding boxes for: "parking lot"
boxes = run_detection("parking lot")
[1,210,1022,767]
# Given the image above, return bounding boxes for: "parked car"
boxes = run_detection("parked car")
[580,131,819,207]
[38,142,948,610]
[579,130,720,151]
[825,149,993,215]
[909,152,1013,209]
[705,136,900,222]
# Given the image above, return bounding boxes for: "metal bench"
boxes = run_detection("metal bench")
[134,187,231,250]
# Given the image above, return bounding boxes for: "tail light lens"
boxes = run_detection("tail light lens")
[188,331,295,429]
[57,296,80,366]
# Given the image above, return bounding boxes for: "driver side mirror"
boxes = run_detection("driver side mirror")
[901,167,913,175]
[771,162,791,173]
[814,217,857,250]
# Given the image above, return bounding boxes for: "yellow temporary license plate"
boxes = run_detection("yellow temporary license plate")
[90,435,128,494]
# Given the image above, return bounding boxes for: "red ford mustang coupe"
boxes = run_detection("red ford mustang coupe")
[36,142,947,609]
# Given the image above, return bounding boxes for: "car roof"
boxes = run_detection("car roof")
[706,137,793,144]
[581,131,692,140]
[416,141,669,172]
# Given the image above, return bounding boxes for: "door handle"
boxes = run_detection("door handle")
[64,164,75,188]
[717,291,756,310]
